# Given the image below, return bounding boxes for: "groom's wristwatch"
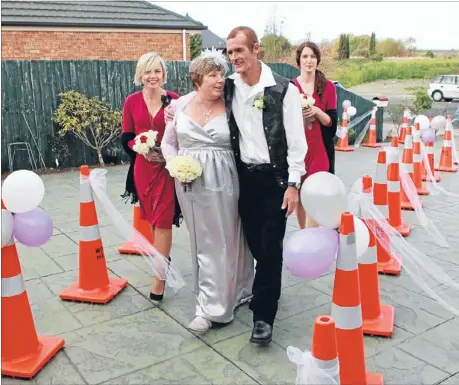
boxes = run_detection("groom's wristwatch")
[287,182,301,190]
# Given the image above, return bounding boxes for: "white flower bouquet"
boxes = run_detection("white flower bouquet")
[132,130,159,156]
[300,94,316,130]
[300,94,315,109]
[166,155,202,191]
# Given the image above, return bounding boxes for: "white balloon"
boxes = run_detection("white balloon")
[342,100,352,109]
[2,170,45,213]
[1,209,14,247]
[300,172,347,229]
[414,115,430,131]
[353,216,370,258]
[347,177,363,216]
[430,115,447,131]
[347,106,357,117]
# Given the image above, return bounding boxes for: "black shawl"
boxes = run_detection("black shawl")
[320,109,338,174]
[120,94,183,227]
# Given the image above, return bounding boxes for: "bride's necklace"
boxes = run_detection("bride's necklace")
[197,98,216,125]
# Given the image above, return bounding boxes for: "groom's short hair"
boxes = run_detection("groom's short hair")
[227,26,259,50]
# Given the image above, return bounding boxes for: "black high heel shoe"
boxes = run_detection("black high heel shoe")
[149,256,171,302]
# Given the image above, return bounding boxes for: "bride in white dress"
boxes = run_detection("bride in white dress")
[161,51,254,333]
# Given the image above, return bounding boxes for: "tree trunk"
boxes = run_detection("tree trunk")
[97,149,105,167]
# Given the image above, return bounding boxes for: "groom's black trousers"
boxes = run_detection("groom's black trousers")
[238,163,288,326]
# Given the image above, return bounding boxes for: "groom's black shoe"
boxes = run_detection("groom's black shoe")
[250,321,272,345]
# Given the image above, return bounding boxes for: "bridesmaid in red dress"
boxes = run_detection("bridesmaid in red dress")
[121,52,179,302]
[292,42,338,229]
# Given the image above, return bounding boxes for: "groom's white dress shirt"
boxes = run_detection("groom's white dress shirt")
[229,62,307,184]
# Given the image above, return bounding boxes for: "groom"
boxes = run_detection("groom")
[225,26,306,344]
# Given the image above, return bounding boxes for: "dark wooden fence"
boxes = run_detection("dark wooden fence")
[1,60,382,172]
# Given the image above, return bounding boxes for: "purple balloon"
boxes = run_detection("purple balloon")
[421,128,436,144]
[283,227,339,279]
[13,208,53,247]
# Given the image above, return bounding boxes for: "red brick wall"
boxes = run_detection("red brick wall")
[1,30,191,60]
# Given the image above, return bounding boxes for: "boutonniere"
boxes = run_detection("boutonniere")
[161,94,172,109]
[253,95,266,110]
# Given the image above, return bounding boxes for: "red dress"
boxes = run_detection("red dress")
[293,79,336,183]
[122,91,179,229]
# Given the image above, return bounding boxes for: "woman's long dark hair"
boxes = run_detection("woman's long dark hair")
[296,41,327,100]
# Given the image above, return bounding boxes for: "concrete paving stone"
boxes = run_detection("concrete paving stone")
[107,258,153,288]
[212,333,297,385]
[274,282,331,321]
[59,309,205,384]
[104,346,258,385]
[379,280,455,321]
[440,373,459,384]
[31,297,83,335]
[15,243,64,281]
[24,278,55,306]
[63,285,154,327]
[365,347,449,385]
[40,234,78,258]
[1,351,86,385]
[398,318,459,374]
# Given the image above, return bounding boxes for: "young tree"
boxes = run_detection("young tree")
[190,33,202,60]
[338,34,346,60]
[53,90,122,167]
[370,32,376,54]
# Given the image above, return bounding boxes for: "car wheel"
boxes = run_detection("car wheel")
[432,90,443,102]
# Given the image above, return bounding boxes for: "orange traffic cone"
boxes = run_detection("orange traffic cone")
[59,165,128,303]
[386,138,411,237]
[332,212,383,385]
[362,106,381,148]
[358,176,395,337]
[118,203,154,255]
[1,230,65,378]
[335,108,354,152]
[310,316,340,384]
[400,126,422,210]
[436,115,458,172]
[398,106,409,144]
[413,123,429,195]
[379,149,402,275]
[422,142,441,182]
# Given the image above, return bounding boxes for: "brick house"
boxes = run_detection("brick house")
[1,0,207,61]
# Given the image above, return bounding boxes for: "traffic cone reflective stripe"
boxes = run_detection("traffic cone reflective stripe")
[59,165,128,303]
[2,233,64,378]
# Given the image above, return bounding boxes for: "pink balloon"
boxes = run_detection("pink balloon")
[284,227,339,279]
[421,128,436,144]
[13,208,53,247]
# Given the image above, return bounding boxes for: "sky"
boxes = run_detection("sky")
[154,1,458,50]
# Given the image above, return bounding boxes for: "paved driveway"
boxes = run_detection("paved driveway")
[3,139,459,385]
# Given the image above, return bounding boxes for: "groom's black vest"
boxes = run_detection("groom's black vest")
[225,73,290,188]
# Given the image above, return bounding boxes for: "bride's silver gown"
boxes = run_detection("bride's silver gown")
[162,95,254,323]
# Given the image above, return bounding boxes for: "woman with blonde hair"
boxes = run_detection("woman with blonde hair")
[121,51,180,302]
[161,50,254,333]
